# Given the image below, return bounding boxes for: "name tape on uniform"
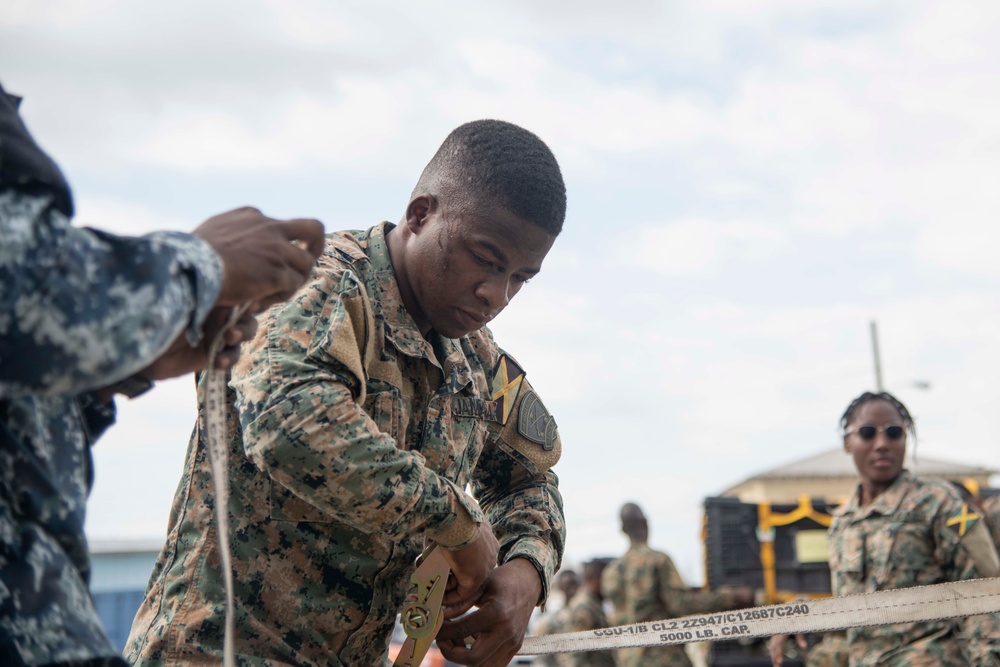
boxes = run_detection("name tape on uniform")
[519,577,1000,655]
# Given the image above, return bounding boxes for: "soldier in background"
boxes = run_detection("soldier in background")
[535,569,582,667]
[562,559,616,667]
[0,81,325,667]
[602,503,754,667]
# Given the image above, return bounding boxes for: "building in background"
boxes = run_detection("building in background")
[90,539,161,652]
[721,448,995,504]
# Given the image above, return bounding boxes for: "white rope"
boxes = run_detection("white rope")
[519,577,1000,655]
[203,303,251,667]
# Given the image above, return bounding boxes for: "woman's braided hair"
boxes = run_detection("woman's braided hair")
[839,390,917,440]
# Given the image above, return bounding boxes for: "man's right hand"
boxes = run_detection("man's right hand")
[438,523,500,618]
[192,207,326,310]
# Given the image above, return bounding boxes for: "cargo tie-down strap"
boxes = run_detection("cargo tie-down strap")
[202,312,1000,663]
[517,577,1000,656]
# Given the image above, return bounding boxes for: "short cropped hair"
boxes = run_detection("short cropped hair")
[413,120,567,235]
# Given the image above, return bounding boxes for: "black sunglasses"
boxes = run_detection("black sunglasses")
[846,425,906,441]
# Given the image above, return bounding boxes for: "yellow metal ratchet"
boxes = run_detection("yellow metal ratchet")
[393,545,452,667]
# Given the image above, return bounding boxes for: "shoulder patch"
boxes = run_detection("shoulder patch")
[491,355,525,425]
[517,390,558,450]
[946,503,981,537]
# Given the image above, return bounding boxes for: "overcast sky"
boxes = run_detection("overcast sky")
[4,0,1000,583]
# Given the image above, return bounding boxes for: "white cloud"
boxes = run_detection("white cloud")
[133,80,406,172]
[627,219,785,276]
[911,161,1000,277]
[73,197,191,235]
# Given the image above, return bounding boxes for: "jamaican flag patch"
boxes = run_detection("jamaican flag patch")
[490,355,525,426]
[946,504,980,537]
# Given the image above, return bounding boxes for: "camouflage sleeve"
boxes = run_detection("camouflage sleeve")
[932,490,1000,665]
[232,266,485,546]
[471,376,566,603]
[985,499,1000,548]
[0,189,222,397]
[658,552,736,615]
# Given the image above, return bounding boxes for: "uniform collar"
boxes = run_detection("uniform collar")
[843,469,912,520]
[366,222,474,394]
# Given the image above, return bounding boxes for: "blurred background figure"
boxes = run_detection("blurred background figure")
[535,569,581,667]
[603,503,754,667]
[561,558,616,667]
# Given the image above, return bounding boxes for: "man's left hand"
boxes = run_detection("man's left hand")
[436,557,542,667]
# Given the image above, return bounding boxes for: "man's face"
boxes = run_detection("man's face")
[405,202,556,339]
[558,572,580,600]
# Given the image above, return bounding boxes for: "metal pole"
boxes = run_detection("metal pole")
[870,320,884,392]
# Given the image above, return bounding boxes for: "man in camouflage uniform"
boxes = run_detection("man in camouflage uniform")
[127,120,568,667]
[561,559,616,667]
[602,503,753,667]
[0,82,324,666]
[535,570,582,667]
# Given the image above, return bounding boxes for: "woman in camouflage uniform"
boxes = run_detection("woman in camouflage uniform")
[772,391,1000,666]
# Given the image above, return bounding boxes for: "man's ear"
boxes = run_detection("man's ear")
[843,436,851,453]
[404,194,437,231]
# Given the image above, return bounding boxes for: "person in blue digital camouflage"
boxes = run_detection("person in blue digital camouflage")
[602,503,754,667]
[127,119,568,667]
[0,81,325,667]
[770,391,1000,667]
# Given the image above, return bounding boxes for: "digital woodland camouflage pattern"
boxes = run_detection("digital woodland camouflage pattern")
[806,632,849,667]
[1,79,223,667]
[560,590,617,667]
[127,222,566,666]
[829,471,1000,666]
[535,605,574,667]
[601,544,740,667]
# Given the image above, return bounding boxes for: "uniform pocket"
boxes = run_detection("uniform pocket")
[829,525,866,592]
[444,417,488,487]
[362,387,402,443]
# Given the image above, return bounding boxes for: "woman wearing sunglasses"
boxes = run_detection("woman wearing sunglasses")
[770,390,1000,666]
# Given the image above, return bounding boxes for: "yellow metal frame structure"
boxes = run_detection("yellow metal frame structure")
[756,495,833,604]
